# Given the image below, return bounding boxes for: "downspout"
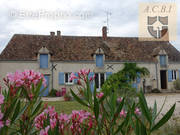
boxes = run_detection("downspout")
[155,62,159,89]
[51,62,54,90]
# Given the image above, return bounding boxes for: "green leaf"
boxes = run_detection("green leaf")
[154,96,167,120]
[135,119,140,135]
[140,121,147,135]
[138,91,151,124]
[31,99,42,117]
[115,98,124,115]
[151,103,176,132]
[151,100,157,126]
[14,103,29,122]
[114,111,130,135]
[93,88,99,120]
[70,89,88,107]
[11,100,21,123]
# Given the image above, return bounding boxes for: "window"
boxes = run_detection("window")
[96,54,104,67]
[160,55,167,67]
[172,70,176,80]
[40,54,48,68]
[65,73,73,84]
[95,73,105,89]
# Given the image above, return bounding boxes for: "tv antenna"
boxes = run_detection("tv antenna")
[104,11,112,33]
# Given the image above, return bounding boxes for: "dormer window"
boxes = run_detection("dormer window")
[160,55,167,67]
[40,54,48,68]
[96,54,104,67]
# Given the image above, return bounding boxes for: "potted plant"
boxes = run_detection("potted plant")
[63,92,71,101]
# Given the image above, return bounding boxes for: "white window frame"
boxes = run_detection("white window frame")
[95,73,106,91]
[172,70,177,81]
[64,73,74,85]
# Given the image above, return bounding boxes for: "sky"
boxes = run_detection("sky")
[0,0,179,53]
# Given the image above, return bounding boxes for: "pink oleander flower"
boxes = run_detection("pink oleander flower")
[69,73,78,81]
[5,120,10,126]
[40,126,50,135]
[0,121,4,128]
[134,108,141,115]
[6,70,46,89]
[50,118,57,129]
[0,112,3,119]
[70,110,94,134]
[29,93,34,100]
[79,69,90,76]
[77,69,91,82]
[117,97,122,103]
[0,94,4,104]
[120,109,127,118]
[96,92,104,99]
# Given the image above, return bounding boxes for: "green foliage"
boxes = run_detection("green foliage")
[151,88,161,93]
[0,80,45,135]
[48,89,58,97]
[70,69,175,135]
[102,63,150,106]
[121,63,150,81]
[173,79,180,90]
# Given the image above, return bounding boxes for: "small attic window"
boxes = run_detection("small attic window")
[40,54,48,68]
[96,54,104,67]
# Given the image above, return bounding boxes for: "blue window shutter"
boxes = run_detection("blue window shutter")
[40,76,49,96]
[88,72,94,92]
[168,70,172,82]
[136,72,141,83]
[59,72,64,84]
[96,54,104,67]
[106,72,112,79]
[74,72,78,84]
[40,54,48,68]
[132,83,137,90]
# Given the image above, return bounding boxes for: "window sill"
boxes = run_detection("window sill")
[40,67,49,69]
[65,83,74,85]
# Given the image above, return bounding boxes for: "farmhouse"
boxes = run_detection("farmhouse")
[0,27,180,96]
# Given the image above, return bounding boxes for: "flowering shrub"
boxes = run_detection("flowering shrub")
[0,68,176,135]
[0,70,46,135]
[69,69,176,135]
[0,93,10,129]
[6,70,46,88]
[56,88,66,97]
[34,106,96,135]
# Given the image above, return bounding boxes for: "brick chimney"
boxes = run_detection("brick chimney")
[102,26,107,40]
[50,32,55,37]
[57,31,61,37]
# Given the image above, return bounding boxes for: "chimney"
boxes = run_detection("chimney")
[50,32,55,37]
[57,31,61,37]
[102,26,107,40]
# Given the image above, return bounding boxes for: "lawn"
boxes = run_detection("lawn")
[44,100,89,114]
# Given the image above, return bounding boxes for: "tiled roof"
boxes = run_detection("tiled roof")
[0,34,180,62]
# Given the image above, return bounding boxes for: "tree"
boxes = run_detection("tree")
[102,63,150,105]
[121,63,150,82]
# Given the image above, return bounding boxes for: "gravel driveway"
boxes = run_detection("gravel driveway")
[146,93,180,117]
